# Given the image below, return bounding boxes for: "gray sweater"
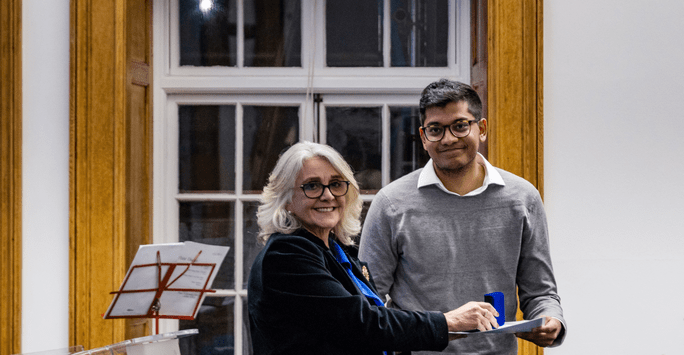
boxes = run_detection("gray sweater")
[359,167,565,355]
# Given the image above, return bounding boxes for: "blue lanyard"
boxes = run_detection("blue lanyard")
[330,241,385,307]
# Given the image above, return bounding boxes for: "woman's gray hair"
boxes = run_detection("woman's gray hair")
[256,141,362,246]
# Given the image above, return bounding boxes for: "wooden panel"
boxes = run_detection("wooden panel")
[487,0,544,354]
[71,0,122,347]
[124,0,153,340]
[0,1,22,353]
[70,0,152,348]
[471,0,489,158]
[488,0,543,190]
[535,0,544,197]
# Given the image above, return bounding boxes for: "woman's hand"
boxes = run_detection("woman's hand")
[443,301,500,333]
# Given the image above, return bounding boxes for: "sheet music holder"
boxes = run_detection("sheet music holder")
[104,242,229,333]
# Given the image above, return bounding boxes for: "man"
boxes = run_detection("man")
[359,79,566,354]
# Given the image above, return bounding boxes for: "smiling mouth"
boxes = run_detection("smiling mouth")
[315,207,335,212]
[439,147,465,153]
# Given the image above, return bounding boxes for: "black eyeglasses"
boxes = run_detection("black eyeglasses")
[299,181,350,199]
[420,119,480,142]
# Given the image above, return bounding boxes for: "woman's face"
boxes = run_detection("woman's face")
[286,156,347,243]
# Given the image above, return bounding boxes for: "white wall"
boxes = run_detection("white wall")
[544,1,684,354]
[22,0,71,352]
[18,0,684,353]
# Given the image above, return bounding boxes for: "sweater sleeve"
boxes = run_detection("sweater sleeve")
[260,235,449,352]
[358,191,399,298]
[516,191,567,346]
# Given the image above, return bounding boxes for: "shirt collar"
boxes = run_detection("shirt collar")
[417,153,505,196]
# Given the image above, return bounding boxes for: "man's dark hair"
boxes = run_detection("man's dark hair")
[419,79,483,125]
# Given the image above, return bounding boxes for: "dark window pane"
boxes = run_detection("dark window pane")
[179,202,235,290]
[179,297,236,355]
[326,0,383,67]
[357,201,372,242]
[180,0,237,66]
[390,106,429,180]
[326,107,382,191]
[391,0,448,67]
[243,106,299,192]
[244,0,301,67]
[242,202,263,289]
[179,105,236,192]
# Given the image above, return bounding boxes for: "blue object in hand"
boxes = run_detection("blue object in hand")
[484,292,505,326]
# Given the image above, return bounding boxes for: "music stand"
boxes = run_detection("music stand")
[104,242,229,334]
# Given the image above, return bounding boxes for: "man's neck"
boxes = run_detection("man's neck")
[434,155,486,195]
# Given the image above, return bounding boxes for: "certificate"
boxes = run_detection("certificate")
[450,317,545,335]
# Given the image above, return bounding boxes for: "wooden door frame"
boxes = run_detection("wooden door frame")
[0,0,22,353]
[69,0,153,348]
[486,1,544,354]
[488,0,544,195]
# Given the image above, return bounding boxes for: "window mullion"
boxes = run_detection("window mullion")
[383,0,390,68]
[235,103,244,291]
[235,295,244,353]
[313,0,325,70]
[238,0,245,68]
[449,0,456,68]
[235,102,245,352]
[455,0,470,80]
[236,103,244,196]
[234,199,244,354]
[318,100,327,145]
[382,104,390,186]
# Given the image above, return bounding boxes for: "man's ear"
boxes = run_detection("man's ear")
[419,127,429,151]
[478,118,488,142]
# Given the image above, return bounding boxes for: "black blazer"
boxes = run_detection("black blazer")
[247,229,448,355]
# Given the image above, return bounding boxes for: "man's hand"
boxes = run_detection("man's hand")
[516,316,562,347]
[443,301,499,333]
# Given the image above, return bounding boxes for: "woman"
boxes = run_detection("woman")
[247,142,499,354]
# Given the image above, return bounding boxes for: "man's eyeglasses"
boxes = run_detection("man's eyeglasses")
[420,119,480,142]
[299,181,351,199]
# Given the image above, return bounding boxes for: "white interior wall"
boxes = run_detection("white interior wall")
[18,0,684,353]
[544,1,684,354]
[22,0,71,351]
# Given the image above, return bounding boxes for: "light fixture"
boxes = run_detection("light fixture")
[199,0,213,13]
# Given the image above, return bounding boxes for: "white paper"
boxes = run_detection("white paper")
[104,242,229,319]
[450,317,545,335]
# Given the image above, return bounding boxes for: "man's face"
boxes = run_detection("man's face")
[420,101,487,175]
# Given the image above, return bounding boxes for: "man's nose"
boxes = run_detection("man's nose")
[440,128,459,144]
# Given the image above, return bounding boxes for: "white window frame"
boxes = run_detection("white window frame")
[152,0,470,348]
[157,0,470,93]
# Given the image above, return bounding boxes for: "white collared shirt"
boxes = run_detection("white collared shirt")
[417,153,505,196]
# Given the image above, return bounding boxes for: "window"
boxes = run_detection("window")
[153,0,469,353]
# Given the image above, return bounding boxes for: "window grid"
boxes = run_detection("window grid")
[164,0,469,93]
[154,1,470,352]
